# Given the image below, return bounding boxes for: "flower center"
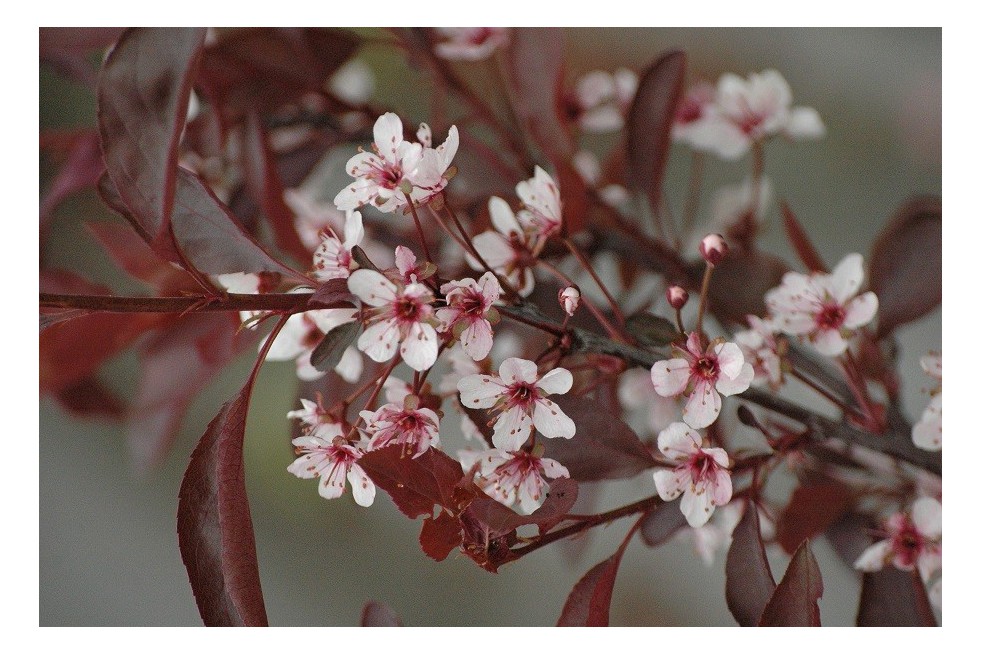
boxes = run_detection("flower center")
[395,296,422,322]
[457,291,485,317]
[892,523,925,566]
[686,449,719,483]
[816,303,846,330]
[694,356,719,381]
[506,382,539,409]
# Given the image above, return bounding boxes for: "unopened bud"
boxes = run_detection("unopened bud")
[699,233,729,266]
[666,285,689,310]
[558,286,580,317]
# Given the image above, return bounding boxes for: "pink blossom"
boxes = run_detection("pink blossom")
[516,166,563,240]
[854,497,942,581]
[437,272,501,361]
[360,399,441,458]
[459,447,570,514]
[434,28,509,61]
[558,286,580,317]
[287,421,375,506]
[652,422,733,528]
[672,81,717,145]
[570,68,638,133]
[666,285,689,310]
[913,353,942,451]
[311,209,364,281]
[286,398,332,429]
[699,233,728,266]
[458,358,575,451]
[734,315,787,390]
[333,113,458,213]
[470,196,536,297]
[263,307,363,382]
[650,332,754,429]
[765,253,879,357]
[347,268,439,372]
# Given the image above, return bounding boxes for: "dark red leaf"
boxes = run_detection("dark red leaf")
[869,196,942,337]
[177,383,269,626]
[725,500,777,626]
[704,250,789,325]
[541,397,654,481]
[309,278,356,309]
[639,498,688,547]
[242,113,310,263]
[857,568,937,627]
[758,540,824,626]
[458,503,519,573]
[40,130,104,228]
[626,50,686,220]
[557,529,633,628]
[310,320,361,373]
[53,375,126,419]
[86,222,197,294]
[780,201,828,273]
[361,601,403,627]
[98,27,207,247]
[777,483,854,554]
[419,510,463,562]
[357,446,464,519]
[198,28,360,120]
[40,27,126,57]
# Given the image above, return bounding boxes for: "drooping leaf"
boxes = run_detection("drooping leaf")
[98,27,207,248]
[361,601,403,627]
[639,498,688,547]
[86,222,197,294]
[725,500,776,626]
[177,382,269,626]
[52,375,126,419]
[780,201,827,273]
[40,28,126,85]
[357,446,464,519]
[625,311,680,348]
[541,397,655,481]
[242,113,310,263]
[758,540,823,626]
[626,50,686,221]
[309,320,361,373]
[557,539,630,627]
[419,510,463,562]
[777,483,854,554]
[868,196,942,337]
[857,568,937,627]
[703,250,789,325]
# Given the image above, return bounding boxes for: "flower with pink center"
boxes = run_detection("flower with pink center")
[263,306,363,382]
[433,27,509,61]
[854,497,942,582]
[652,422,733,528]
[360,398,441,458]
[672,81,717,145]
[765,253,879,357]
[569,68,638,133]
[347,267,439,372]
[333,113,458,213]
[682,70,825,160]
[650,332,754,429]
[516,166,563,240]
[913,352,942,451]
[394,245,435,285]
[459,447,570,514]
[312,209,364,281]
[734,315,787,390]
[458,358,575,451]
[287,421,375,506]
[437,272,501,361]
[470,196,536,297]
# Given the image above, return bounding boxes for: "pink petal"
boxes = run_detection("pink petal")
[715,363,753,397]
[657,422,702,460]
[653,469,688,501]
[540,457,570,479]
[461,319,494,361]
[347,269,397,307]
[470,231,513,269]
[357,319,400,363]
[373,112,404,162]
[811,328,849,357]
[710,469,733,506]
[680,486,716,528]
[682,380,722,429]
[488,196,522,237]
[650,358,692,397]
[714,342,745,379]
[499,357,539,384]
[843,292,878,329]
[532,398,576,440]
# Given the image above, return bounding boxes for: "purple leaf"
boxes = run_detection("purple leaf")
[725,500,777,626]
[626,50,686,220]
[758,540,823,626]
[705,250,789,325]
[542,397,655,481]
[857,568,937,627]
[557,543,629,627]
[639,498,688,547]
[361,601,403,627]
[98,27,206,247]
[357,446,464,519]
[869,196,941,337]
[40,130,104,228]
[309,278,356,309]
[777,483,854,554]
[461,478,579,539]
[52,375,126,419]
[177,383,269,626]
[781,201,828,273]
[419,510,463,562]
[86,222,196,294]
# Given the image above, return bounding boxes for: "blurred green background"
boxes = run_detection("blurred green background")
[40,27,941,626]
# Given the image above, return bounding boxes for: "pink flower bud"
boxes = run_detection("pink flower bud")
[559,286,580,317]
[699,233,729,266]
[666,285,689,310]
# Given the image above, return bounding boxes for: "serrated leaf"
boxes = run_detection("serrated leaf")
[627,50,686,221]
[357,446,464,519]
[725,500,777,626]
[869,196,941,337]
[98,28,206,247]
[310,321,361,373]
[758,540,823,626]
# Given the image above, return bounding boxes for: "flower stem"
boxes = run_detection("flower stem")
[403,193,435,262]
[562,237,627,327]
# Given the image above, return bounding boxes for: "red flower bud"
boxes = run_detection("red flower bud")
[699,233,729,266]
[666,285,689,310]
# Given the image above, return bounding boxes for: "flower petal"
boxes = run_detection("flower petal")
[715,363,754,396]
[653,469,687,501]
[491,406,534,451]
[854,540,891,572]
[911,497,942,539]
[347,465,376,507]
[357,318,400,363]
[400,322,438,371]
[532,398,576,439]
[498,357,539,384]
[657,422,702,460]
[457,373,506,409]
[682,380,722,429]
[680,486,716,528]
[536,367,573,395]
[347,269,397,307]
[843,292,878,329]
[651,358,692,397]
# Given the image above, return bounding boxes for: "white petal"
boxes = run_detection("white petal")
[828,253,865,302]
[715,363,753,397]
[653,469,687,501]
[535,367,573,395]
[682,380,722,429]
[334,346,363,383]
[498,357,539,384]
[651,358,692,397]
[680,486,716,528]
[357,319,400,363]
[491,406,534,451]
[532,398,576,439]
[347,269,397,307]
[812,328,849,357]
[318,465,347,500]
[540,457,570,479]
[657,422,702,459]
[262,314,308,361]
[911,497,942,539]
[457,373,506,409]
[854,540,891,572]
[488,196,522,236]
[373,112,404,163]
[348,465,376,507]
[714,342,745,380]
[786,106,825,140]
[400,322,438,371]
[470,231,513,269]
[843,292,878,329]
[461,319,494,361]
[343,210,364,249]
[912,416,942,451]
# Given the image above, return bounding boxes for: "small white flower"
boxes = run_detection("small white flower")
[460,447,570,514]
[287,422,375,506]
[516,165,563,241]
[652,422,733,528]
[733,315,787,390]
[854,497,942,582]
[558,286,580,317]
[912,353,942,451]
[469,196,537,297]
[570,68,638,133]
[436,272,501,361]
[360,401,441,458]
[311,210,364,281]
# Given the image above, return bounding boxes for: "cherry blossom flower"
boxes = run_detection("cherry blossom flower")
[672,81,717,146]
[333,112,458,213]
[284,188,346,251]
[699,233,729,266]
[459,447,570,514]
[434,28,509,61]
[312,209,363,281]
[287,421,375,506]
[854,497,942,582]
[287,397,333,430]
[516,166,563,240]
[913,353,942,451]
[458,358,575,451]
[393,245,434,285]
[437,272,501,361]
[558,286,580,317]
[470,196,536,296]
[360,398,441,458]
[765,253,879,357]
[569,68,638,133]
[653,422,734,528]
[734,315,787,390]
[347,267,439,372]
[650,332,754,429]
[264,307,363,382]
[682,70,825,160]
